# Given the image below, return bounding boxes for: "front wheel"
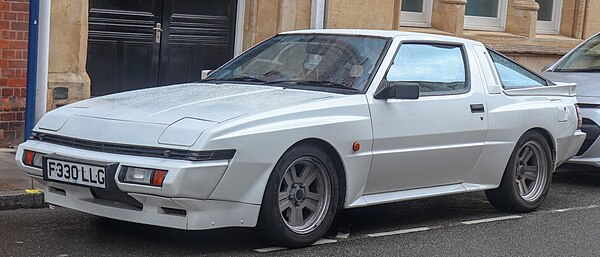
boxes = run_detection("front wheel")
[259,144,339,248]
[486,131,553,212]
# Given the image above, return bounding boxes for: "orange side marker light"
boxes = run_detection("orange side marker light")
[353,142,361,152]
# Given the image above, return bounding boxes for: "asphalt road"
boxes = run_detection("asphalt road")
[2,166,600,257]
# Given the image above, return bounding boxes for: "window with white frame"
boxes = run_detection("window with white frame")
[536,0,562,34]
[400,0,433,27]
[464,0,509,31]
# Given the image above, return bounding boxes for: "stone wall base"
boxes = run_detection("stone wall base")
[47,72,90,109]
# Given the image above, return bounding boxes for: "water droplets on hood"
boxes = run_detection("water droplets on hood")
[69,83,336,124]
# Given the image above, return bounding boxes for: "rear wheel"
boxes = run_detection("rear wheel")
[259,144,339,248]
[486,131,553,212]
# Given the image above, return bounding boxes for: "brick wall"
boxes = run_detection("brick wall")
[0,0,28,146]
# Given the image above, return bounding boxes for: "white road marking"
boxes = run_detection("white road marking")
[549,205,599,213]
[336,232,350,239]
[254,247,287,253]
[367,227,431,238]
[313,238,338,245]
[460,215,522,225]
[254,238,337,253]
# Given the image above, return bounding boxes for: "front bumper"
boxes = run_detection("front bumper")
[569,107,600,167]
[16,140,260,230]
[557,131,586,167]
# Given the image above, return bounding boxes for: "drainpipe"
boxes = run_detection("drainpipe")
[310,0,326,29]
[24,0,40,140]
[36,0,50,123]
[234,0,245,56]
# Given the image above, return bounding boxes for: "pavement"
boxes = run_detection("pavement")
[0,149,45,210]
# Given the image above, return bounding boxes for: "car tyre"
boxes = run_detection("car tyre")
[259,144,339,248]
[486,131,554,212]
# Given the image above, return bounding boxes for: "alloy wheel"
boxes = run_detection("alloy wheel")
[514,141,548,202]
[278,156,331,234]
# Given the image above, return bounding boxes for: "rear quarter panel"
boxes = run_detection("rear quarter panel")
[466,93,579,188]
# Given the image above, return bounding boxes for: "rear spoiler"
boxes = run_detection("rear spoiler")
[503,82,577,97]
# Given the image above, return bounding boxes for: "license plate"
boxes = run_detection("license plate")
[44,159,107,189]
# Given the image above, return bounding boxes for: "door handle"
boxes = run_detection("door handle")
[153,23,163,44]
[470,104,485,113]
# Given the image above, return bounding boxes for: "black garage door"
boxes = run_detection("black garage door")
[87,0,237,96]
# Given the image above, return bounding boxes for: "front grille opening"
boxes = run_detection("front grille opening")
[90,188,143,210]
[577,118,600,156]
[161,207,187,217]
[49,187,66,196]
[30,133,235,161]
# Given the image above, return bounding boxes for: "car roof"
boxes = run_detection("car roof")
[282,29,480,46]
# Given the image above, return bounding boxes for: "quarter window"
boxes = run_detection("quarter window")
[386,44,468,96]
[536,0,562,34]
[488,50,547,89]
[400,0,433,27]
[464,0,509,31]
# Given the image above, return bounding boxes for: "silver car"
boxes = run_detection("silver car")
[17,30,584,247]
[543,32,600,167]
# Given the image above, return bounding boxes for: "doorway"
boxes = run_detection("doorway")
[87,0,237,96]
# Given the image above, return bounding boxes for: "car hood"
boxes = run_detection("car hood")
[34,83,338,147]
[542,72,600,98]
[64,83,337,125]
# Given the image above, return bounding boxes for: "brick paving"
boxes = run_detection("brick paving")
[0,150,40,190]
[0,149,44,210]
[0,180,16,190]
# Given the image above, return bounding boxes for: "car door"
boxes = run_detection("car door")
[364,41,488,194]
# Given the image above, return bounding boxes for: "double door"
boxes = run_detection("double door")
[87,0,237,96]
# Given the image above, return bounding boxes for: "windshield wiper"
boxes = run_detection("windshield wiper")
[268,80,360,92]
[197,78,217,82]
[555,68,600,72]
[226,76,268,82]
[201,76,268,84]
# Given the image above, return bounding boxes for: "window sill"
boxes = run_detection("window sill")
[395,27,582,56]
[462,30,582,55]
[398,26,454,36]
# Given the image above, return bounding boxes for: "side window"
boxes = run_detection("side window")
[488,50,547,89]
[386,43,468,96]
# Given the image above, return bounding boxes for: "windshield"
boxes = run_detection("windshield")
[207,34,390,93]
[555,34,600,72]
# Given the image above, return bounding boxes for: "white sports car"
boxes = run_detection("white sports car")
[17,30,584,247]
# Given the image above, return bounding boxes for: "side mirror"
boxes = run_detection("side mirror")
[201,70,213,79]
[542,64,553,72]
[374,80,420,100]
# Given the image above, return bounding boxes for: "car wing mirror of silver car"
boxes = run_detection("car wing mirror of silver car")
[374,79,420,100]
[201,70,213,79]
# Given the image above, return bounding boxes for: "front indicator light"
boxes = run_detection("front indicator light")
[22,150,44,168]
[152,170,168,187]
[121,167,168,187]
